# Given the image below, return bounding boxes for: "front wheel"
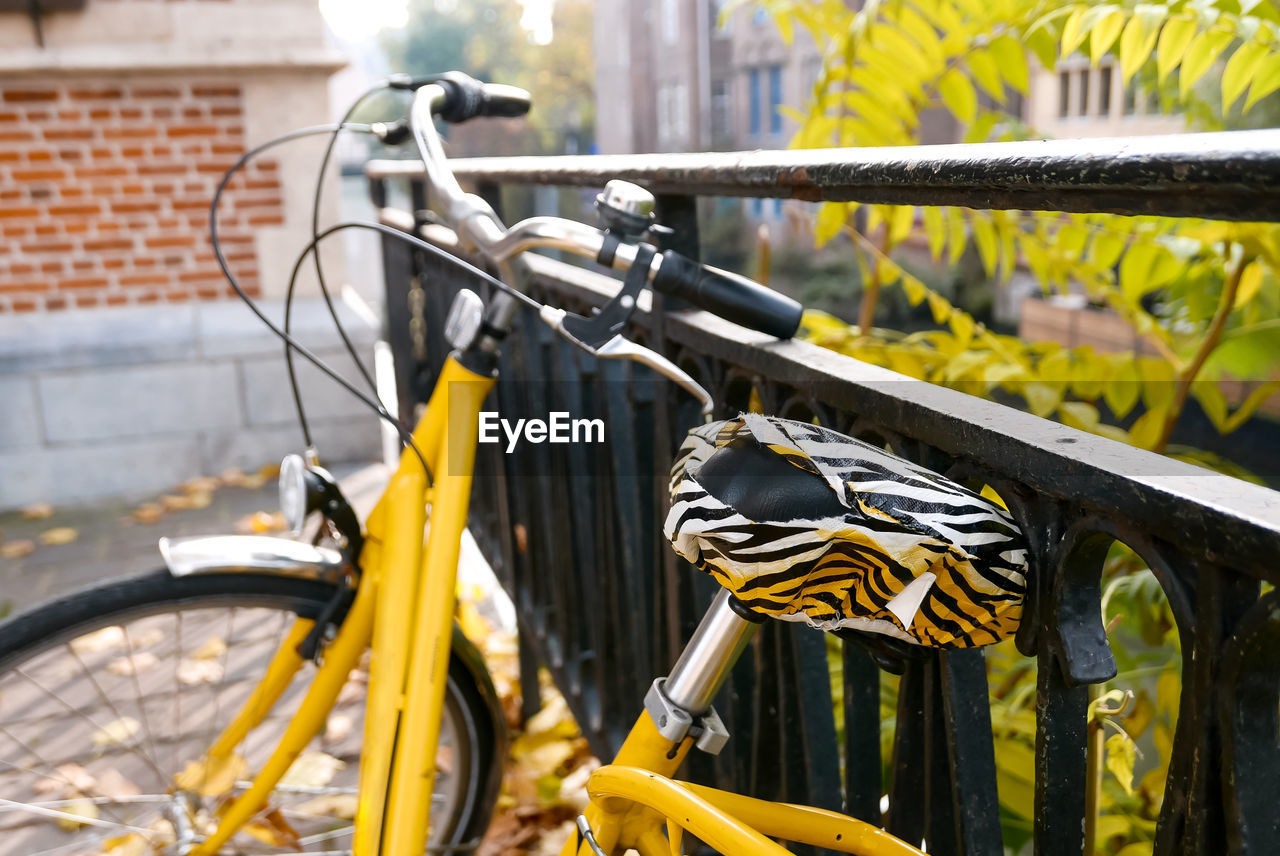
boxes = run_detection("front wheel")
[0,569,503,855]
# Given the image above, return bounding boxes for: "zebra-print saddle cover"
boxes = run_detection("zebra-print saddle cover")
[664,414,1029,648]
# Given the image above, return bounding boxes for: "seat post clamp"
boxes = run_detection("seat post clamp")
[643,678,730,756]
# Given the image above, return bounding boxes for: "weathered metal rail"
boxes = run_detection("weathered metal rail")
[368,130,1280,856]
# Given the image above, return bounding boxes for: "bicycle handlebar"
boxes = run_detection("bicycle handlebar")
[408,75,804,342]
[652,251,803,339]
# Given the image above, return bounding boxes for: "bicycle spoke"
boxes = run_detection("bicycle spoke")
[0,795,157,835]
[0,737,136,830]
[121,623,169,785]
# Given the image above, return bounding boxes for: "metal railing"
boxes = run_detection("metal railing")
[367,130,1280,856]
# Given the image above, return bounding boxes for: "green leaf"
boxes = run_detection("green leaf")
[968,47,1006,100]
[1156,15,1199,83]
[1025,23,1059,70]
[815,201,848,247]
[1104,358,1142,418]
[1223,379,1280,432]
[938,69,978,123]
[1105,732,1136,796]
[989,34,1030,95]
[1235,259,1265,308]
[1191,379,1229,431]
[1245,53,1280,110]
[1059,400,1101,431]
[1222,40,1271,110]
[1180,28,1237,99]
[1091,8,1127,65]
[923,206,946,260]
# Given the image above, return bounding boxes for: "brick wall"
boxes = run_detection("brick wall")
[0,80,283,314]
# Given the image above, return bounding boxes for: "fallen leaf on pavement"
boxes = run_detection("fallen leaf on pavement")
[180,476,221,496]
[0,539,35,559]
[293,793,359,820]
[94,768,142,799]
[71,626,126,654]
[34,762,96,797]
[175,753,247,796]
[258,462,282,479]
[40,527,78,546]
[131,503,165,524]
[92,716,141,748]
[236,510,286,533]
[322,713,354,746]
[243,807,301,849]
[177,658,223,684]
[279,752,345,789]
[21,502,54,520]
[108,651,159,676]
[190,637,226,660]
[57,797,99,831]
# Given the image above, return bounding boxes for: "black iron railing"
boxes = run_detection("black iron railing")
[367,131,1280,856]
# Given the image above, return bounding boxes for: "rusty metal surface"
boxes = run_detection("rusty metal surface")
[367,129,1280,221]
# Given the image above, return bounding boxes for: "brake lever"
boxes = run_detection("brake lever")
[539,306,713,419]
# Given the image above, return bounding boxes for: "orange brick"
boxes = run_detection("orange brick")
[4,89,57,102]
[59,276,109,290]
[0,151,19,162]
[121,273,168,287]
[45,296,67,310]
[68,87,124,101]
[12,167,67,181]
[23,239,74,252]
[105,293,129,306]
[168,124,219,138]
[44,128,94,141]
[132,87,181,99]
[84,237,134,252]
[0,130,36,142]
[49,203,101,217]
[77,165,129,178]
[192,85,239,97]
[104,127,157,140]
[112,200,161,214]
[12,299,38,312]
[0,280,48,294]
[247,213,284,226]
[0,206,39,219]
[75,294,101,308]
[145,234,195,249]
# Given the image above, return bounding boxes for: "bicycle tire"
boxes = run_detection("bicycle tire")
[0,568,502,855]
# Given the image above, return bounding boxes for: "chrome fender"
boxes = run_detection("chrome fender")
[158,535,348,584]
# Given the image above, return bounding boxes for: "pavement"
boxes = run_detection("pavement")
[0,461,389,618]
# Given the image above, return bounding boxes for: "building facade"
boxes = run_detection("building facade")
[0,0,381,509]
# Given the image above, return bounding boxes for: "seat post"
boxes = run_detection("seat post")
[663,589,759,715]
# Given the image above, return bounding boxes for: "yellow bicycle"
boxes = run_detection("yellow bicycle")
[0,73,1023,856]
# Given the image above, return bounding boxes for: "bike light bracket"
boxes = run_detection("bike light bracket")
[559,243,654,350]
[644,678,730,756]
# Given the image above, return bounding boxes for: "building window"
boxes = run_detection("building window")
[1099,64,1113,116]
[1078,69,1090,117]
[1058,71,1070,118]
[711,79,732,141]
[768,64,783,134]
[749,68,761,136]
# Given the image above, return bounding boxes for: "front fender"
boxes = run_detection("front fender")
[159,534,348,584]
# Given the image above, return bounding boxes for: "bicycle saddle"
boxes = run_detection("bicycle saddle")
[664,414,1029,649]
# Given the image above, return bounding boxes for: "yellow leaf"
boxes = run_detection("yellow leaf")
[1090,232,1126,270]
[923,207,946,260]
[92,716,141,749]
[948,309,975,347]
[947,208,967,265]
[1119,242,1158,300]
[1127,406,1168,449]
[1060,6,1090,58]
[968,47,1005,100]
[926,292,951,325]
[1222,40,1271,109]
[1191,381,1229,431]
[993,739,1036,819]
[1104,359,1142,418]
[294,793,359,820]
[175,753,247,796]
[972,215,998,276]
[1180,28,1237,99]
[814,201,848,247]
[938,69,977,123]
[1119,8,1164,84]
[988,35,1029,95]
[902,275,927,306]
[1105,732,1136,795]
[1245,53,1280,110]
[888,205,914,247]
[1156,15,1199,83]
[1139,357,1176,411]
[1023,382,1062,417]
[1222,378,1280,433]
[1091,9,1126,65]
[1234,259,1264,308]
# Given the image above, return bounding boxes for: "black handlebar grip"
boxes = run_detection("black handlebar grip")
[652,250,803,339]
[435,72,531,123]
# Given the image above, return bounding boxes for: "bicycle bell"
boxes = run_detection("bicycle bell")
[595,180,656,242]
